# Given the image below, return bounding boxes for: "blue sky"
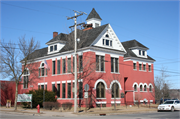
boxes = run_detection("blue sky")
[1,1,179,89]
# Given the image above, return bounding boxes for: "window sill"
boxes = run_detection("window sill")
[96,98,106,99]
[148,71,152,72]
[111,98,121,99]
[39,76,47,77]
[96,71,106,73]
[111,72,120,74]
[133,69,137,71]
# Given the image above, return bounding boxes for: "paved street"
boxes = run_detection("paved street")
[1,111,180,119]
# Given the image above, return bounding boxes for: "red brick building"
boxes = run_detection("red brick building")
[20,8,155,107]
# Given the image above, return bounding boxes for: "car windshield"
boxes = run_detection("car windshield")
[164,101,174,104]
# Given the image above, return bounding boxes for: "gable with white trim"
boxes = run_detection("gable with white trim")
[90,24,126,53]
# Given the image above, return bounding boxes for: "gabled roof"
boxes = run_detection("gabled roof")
[28,24,109,59]
[46,33,68,44]
[86,8,102,21]
[122,40,149,50]
[122,40,155,61]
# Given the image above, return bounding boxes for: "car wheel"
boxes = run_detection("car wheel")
[157,110,160,112]
[171,107,174,112]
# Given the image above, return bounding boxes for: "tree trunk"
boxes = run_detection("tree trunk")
[14,82,18,111]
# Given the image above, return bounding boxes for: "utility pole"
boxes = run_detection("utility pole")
[67,10,86,113]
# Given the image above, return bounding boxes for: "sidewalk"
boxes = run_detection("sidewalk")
[0,105,157,117]
[0,107,77,117]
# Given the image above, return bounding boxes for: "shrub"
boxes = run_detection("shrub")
[43,102,61,110]
[62,102,73,110]
[22,89,56,108]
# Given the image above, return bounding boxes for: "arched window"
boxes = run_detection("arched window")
[111,83,119,98]
[105,34,109,38]
[39,62,47,76]
[96,82,105,98]
[23,69,29,89]
[134,84,137,91]
[140,85,143,92]
[149,85,152,92]
[144,85,147,91]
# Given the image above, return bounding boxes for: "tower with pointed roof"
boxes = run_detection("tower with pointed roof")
[86,8,102,28]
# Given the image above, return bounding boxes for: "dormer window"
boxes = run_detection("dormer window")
[54,45,57,51]
[139,50,141,55]
[142,51,145,56]
[50,46,53,52]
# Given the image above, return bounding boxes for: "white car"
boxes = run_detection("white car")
[157,100,180,112]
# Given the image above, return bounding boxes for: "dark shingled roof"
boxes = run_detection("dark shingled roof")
[46,33,68,44]
[29,24,109,59]
[122,40,155,61]
[86,8,102,20]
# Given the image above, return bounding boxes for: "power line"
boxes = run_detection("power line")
[1,2,67,17]
[1,26,51,35]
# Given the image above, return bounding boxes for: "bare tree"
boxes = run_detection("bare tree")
[150,67,170,103]
[107,74,122,111]
[0,36,39,110]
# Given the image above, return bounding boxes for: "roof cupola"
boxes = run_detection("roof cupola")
[86,8,102,28]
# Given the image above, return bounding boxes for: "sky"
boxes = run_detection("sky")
[0,1,179,89]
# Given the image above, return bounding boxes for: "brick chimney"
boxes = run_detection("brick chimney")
[83,24,93,31]
[53,32,58,38]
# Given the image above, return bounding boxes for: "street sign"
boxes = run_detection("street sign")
[84,92,88,98]
[84,84,89,91]
[17,94,32,102]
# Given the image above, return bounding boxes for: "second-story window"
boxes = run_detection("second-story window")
[57,60,60,74]
[68,58,71,73]
[62,59,66,73]
[111,57,119,73]
[39,62,47,76]
[149,65,151,71]
[96,55,105,72]
[139,50,141,55]
[23,69,29,89]
[143,64,146,71]
[133,63,137,70]
[139,64,142,71]
[52,61,56,75]
[79,56,83,72]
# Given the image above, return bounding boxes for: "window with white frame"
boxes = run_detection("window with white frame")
[148,65,151,71]
[144,85,147,91]
[149,85,152,92]
[139,64,142,71]
[23,69,29,89]
[67,58,71,73]
[39,63,47,76]
[62,83,66,98]
[140,85,143,92]
[143,64,146,71]
[57,60,60,74]
[62,59,66,73]
[111,83,119,98]
[50,45,58,52]
[52,61,56,75]
[79,55,83,72]
[96,55,105,72]
[96,82,105,98]
[102,34,112,47]
[133,63,137,70]
[111,57,119,73]
[134,84,137,91]
[57,83,60,98]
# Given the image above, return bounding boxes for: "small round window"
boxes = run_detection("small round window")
[105,34,109,38]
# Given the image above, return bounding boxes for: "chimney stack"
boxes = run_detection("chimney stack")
[83,24,93,31]
[53,32,58,38]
